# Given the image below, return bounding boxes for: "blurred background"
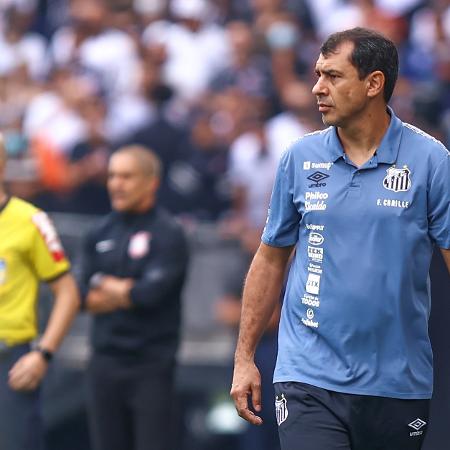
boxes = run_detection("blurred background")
[1,0,449,448]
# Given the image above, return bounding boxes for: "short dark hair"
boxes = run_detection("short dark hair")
[320,27,399,103]
[113,145,162,178]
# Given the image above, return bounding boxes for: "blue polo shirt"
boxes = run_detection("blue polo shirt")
[262,109,449,399]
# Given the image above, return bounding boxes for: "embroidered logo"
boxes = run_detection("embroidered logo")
[275,394,289,426]
[408,418,427,437]
[128,232,151,259]
[383,165,411,192]
[307,171,329,188]
[96,240,115,253]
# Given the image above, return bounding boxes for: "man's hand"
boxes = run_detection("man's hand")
[8,351,48,391]
[230,358,263,426]
[100,276,133,307]
[86,276,133,313]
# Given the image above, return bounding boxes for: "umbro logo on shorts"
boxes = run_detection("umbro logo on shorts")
[408,418,427,437]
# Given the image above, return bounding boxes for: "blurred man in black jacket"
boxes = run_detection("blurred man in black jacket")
[81,145,189,450]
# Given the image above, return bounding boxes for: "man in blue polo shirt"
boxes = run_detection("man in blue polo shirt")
[230,27,450,450]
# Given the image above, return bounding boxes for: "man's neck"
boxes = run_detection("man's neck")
[337,106,391,167]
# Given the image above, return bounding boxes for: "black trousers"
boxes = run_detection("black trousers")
[0,343,44,450]
[275,381,430,450]
[86,354,175,450]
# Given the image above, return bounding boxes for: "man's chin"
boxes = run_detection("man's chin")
[321,114,336,127]
[111,201,128,212]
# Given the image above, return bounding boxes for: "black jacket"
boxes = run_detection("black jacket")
[81,207,189,361]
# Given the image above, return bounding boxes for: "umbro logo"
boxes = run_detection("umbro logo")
[307,171,329,188]
[408,418,426,431]
[408,418,427,437]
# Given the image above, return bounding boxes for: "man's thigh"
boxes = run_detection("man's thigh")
[274,382,352,450]
[85,357,131,450]
[128,362,175,450]
[0,344,44,450]
[350,396,430,450]
[274,382,430,450]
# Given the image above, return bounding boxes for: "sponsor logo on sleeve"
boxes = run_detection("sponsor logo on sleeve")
[308,262,322,274]
[308,246,323,262]
[306,273,321,295]
[301,293,320,307]
[305,224,325,231]
[301,307,319,328]
[308,232,324,246]
[31,212,65,262]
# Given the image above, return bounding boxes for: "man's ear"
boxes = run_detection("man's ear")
[366,71,385,99]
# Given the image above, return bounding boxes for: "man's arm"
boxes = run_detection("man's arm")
[84,226,188,313]
[9,273,80,391]
[230,242,293,425]
[440,248,450,275]
[84,276,133,313]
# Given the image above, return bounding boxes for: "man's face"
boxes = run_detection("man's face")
[312,42,370,128]
[107,153,156,213]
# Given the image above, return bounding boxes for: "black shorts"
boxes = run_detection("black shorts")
[274,382,430,450]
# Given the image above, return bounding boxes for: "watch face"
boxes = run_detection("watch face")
[35,345,53,362]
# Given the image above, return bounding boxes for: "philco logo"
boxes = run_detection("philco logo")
[307,171,329,188]
[383,165,411,192]
[308,232,324,246]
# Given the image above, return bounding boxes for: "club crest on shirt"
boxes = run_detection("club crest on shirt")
[275,394,289,426]
[383,165,411,192]
[128,231,151,259]
[0,259,6,285]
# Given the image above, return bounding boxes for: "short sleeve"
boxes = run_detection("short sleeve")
[428,152,450,249]
[261,148,300,247]
[29,211,70,281]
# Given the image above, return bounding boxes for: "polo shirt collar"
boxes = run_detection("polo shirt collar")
[327,107,402,165]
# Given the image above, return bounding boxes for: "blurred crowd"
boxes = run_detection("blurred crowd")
[1,0,450,232]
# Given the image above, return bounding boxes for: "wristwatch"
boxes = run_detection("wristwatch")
[34,344,54,362]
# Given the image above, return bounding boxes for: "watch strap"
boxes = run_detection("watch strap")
[34,345,53,362]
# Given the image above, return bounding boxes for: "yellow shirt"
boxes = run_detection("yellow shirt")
[0,197,70,345]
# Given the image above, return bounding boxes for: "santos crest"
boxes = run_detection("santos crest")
[383,165,411,192]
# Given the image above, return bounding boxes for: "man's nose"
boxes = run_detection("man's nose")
[312,77,327,96]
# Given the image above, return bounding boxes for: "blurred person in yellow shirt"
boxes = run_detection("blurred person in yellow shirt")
[0,134,80,450]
